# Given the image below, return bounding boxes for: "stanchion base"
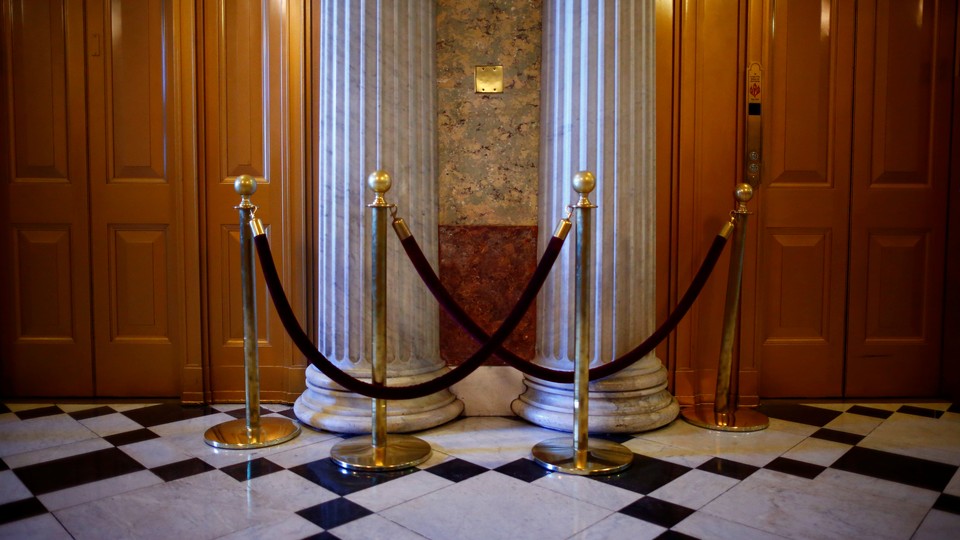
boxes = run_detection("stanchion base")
[204,417,301,450]
[330,434,432,472]
[681,404,769,432]
[531,437,633,476]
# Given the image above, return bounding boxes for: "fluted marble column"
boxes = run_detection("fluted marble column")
[513,0,678,432]
[296,0,462,433]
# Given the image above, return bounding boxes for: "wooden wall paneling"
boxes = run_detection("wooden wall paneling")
[754,0,854,397]
[202,0,306,402]
[172,0,203,403]
[655,0,678,390]
[672,0,746,405]
[845,0,954,396]
[943,3,960,400]
[0,0,94,396]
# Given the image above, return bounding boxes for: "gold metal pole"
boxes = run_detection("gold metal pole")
[330,171,432,471]
[682,183,768,432]
[531,171,633,475]
[204,175,301,449]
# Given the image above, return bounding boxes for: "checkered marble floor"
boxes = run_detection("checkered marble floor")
[1,402,958,539]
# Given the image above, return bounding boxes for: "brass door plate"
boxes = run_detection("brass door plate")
[475,65,503,93]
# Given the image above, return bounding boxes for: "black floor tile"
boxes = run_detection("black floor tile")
[0,459,8,472]
[831,446,957,492]
[810,428,863,446]
[0,404,9,414]
[846,405,893,419]
[279,408,299,421]
[224,406,275,420]
[757,403,841,427]
[594,454,690,495]
[619,496,695,528]
[151,458,216,482]
[696,457,759,481]
[120,403,219,428]
[948,403,960,414]
[13,447,146,495]
[933,493,960,515]
[591,433,633,444]
[15,406,63,421]
[290,458,414,496]
[0,497,47,526]
[68,406,116,421]
[303,533,340,540]
[426,458,488,483]
[105,428,160,447]
[897,405,943,419]
[656,530,700,540]
[764,457,826,480]
[220,458,285,481]
[494,458,549,483]
[297,498,372,530]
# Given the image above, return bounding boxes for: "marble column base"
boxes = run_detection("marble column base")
[295,364,464,434]
[511,360,679,433]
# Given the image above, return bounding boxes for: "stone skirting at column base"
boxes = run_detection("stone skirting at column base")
[511,364,680,433]
[295,364,463,434]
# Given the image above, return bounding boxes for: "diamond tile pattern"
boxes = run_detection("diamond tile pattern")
[0,401,956,540]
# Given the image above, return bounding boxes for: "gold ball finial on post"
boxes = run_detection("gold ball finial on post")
[572,171,597,208]
[367,170,392,207]
[734,182,753,213]
[234,175,257,208]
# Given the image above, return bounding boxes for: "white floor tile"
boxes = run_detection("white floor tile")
[567,512,665,540]
[633,418,806,467]
[0,513,73,540]
[79,413,146,437]
[38,470,163,512]
[417,416,558,469]
[912,509,960,540]
[246,469,339,509]
[333,514,429,540]
[780,437,852,467]
[0,415,97,458]
[858,413,960,466]
[381,471,612,540]
[673,511,789,540]
[532,471,642,511]
[0,470,32,505]
[648,468,739,510]
[346,470,453,512]
[823,413,883,436]
[217,514,323,540]
[700,468,935,540]
[54,470,289,540]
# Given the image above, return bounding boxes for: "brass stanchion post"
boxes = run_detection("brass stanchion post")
[330,171,432,471]
[682,183,768,432]
[204,175,302,449]
[531,172,633,475]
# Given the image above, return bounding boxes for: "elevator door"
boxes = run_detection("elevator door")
[0,0,192,397]
[755,0,954,397]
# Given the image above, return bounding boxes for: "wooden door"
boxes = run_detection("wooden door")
[1,0,197,398]
[755,0,954,397]
[844,0,955,396]
[755,0,855,397]
[85,0,192,396]
[0,0,94,396]
[200,0,309,402]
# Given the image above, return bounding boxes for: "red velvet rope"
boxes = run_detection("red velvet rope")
[253,233,566,400]
[398,226,730,382]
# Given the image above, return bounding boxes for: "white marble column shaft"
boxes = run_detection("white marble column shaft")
[512,0,679,432]
[296,0,462,433]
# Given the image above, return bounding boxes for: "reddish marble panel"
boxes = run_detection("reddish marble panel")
[438,225,537,366]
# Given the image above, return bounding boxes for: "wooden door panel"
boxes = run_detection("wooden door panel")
[756,0,852,396]
[203,0,299,401]
[1,0,93,396]
[845,0,953,396]
[87,0,182,396]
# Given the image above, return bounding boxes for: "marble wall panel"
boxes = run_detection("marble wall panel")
[436,0,542,226]
[438,225,538,366]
